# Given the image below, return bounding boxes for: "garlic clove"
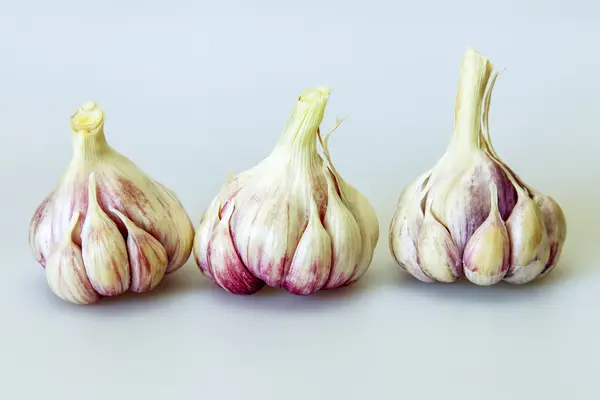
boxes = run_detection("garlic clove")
[111,208,168,293]
[337,179,380,284]
[29,192,54,266]
[283,200,332,295]
[389,176,433,283]
[193,199,221,286]
[205,203,265,295]
[315,115,380,286]
[32,174,89,264]
[243,189,296,288]
[228,192,263,268]
[45,212,101,305]
[194,172,236,285]
[81,173,130,296]
[150,181,196,273]
[417,208,461,283]
[463,184,510,285]
[393,219,434,283]
[503,187,550,284]
[533,193,567,278]
[321,171,362,289]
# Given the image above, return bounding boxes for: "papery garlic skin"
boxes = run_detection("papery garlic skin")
[389,48,567,285]
[29,102,194,304]
[193,87,379,295]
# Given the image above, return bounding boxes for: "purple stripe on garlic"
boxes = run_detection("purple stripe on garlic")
[29,102,194,304]
[193,87,379,295]
[388,48,567,286]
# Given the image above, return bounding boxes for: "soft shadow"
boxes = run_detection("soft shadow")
[39,262,211,314]
[40,262,380,314]
[98,263,209,304]
[376,260,574,304]
[197,272,378,313]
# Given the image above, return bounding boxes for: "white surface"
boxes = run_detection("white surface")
[1,1,599,399]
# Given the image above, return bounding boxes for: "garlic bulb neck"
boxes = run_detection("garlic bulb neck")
[70,102,111,162]
[273,87,331,165]
[450,48,494,152]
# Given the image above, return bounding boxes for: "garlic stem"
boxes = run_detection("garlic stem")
[451,48,494,151]
[275,87,331,157]
[70,102,111,162]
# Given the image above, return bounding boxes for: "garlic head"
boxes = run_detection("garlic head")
[193,87,379,295]
[389,48,567,286]
[29,102,195,304]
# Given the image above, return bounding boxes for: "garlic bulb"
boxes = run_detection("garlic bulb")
[193,87,379,295]
[29,102,194,304]
[389,48,567,286]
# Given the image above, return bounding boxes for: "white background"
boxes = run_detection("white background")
[1,1,599,399]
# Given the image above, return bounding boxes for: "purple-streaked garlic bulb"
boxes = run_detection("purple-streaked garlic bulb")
[389,48,567,286]
[193,87,379,295]
[29,102,194,304]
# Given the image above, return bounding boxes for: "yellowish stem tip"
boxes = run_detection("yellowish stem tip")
[298,87,331,103]
[70,101,105,133]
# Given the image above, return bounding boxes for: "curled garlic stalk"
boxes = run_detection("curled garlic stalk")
[389,48,567,286]
[193,87,379,295]
[29,102,194,304]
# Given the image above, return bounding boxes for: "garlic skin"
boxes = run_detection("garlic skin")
[389,48,567,286]
[193,87,379,295]
[29,102,194,304]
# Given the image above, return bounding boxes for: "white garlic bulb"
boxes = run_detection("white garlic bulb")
[389,48,567,285]
[193,87,379,295]
[29,102,195,304]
